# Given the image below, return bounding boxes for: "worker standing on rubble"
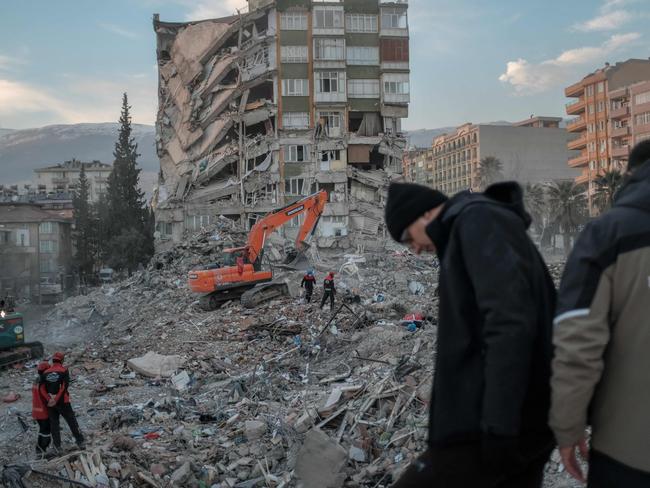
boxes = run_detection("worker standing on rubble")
[320,272,336,310]
[43,352,85,452]
[550,140,650,487]
[385,181,555,487]
[301,269,316,303]
[32,361,51,454]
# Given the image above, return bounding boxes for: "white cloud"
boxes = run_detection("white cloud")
[0,79,83,122]
[573,10,632,32]
[499,32,641,94]
[100,23,139,39]
[183,0,248,20]
[0,54,27,72]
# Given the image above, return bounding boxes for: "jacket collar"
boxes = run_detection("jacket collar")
[614,160,650,213]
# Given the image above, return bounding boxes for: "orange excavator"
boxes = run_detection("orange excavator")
[189,190,328,310]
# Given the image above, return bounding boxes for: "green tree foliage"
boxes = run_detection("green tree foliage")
[594,169,625,212]
[72,164,95,280]
[546,180,588,256]
[102,93,153,273]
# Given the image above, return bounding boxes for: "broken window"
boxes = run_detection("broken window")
[282,112,310,129]
[346,14,378,33]
[280,12,308,30]
[346,47,379,66]
[314,38,345,61]
[348,79,380,98]
[316,71,344,94]
[317,112,342,137]
[313,8,343,29]
[282,79,309,96]
[185,215,212,231]
[285,178,306,196]
[381,8,408,29]
[319,149,341,170]
[283,145,309,162]
[280,45,308,63]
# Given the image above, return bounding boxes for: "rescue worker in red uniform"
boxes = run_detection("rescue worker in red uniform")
[301,269,316,303]
[320,272,336,310]
[43,352,85,451]
[32,361,51,454]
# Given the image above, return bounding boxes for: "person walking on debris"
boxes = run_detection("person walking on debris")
[32,361,51,454]
[385,182,556,487]
[550,140,650,487]
[320,272,336,310]
[43,352,85,451]
[301,269,316,303]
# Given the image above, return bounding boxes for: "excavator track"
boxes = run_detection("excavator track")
[0,342,44,369]
[198,288,249,311]
[240,282,290,309]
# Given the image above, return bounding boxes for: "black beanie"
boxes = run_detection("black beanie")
[385,183,448,242]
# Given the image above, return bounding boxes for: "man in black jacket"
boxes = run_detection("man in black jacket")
[385,181,556,487]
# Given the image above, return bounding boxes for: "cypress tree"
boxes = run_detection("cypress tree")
[72,164,94,281]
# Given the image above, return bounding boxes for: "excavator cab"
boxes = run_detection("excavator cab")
[0,311,44,368]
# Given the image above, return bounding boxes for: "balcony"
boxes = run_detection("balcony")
[568,135,588,150]
[611,145,630,159]
[610,105,629,119]
[566,116,586,132]
[51,177,69,185]
[565,81,584,98]
[610,125,630,138]
[565,98,586,115]
[380,0,408,3]
[609,87,628,100]
[94,176,109,183]
[568,152,589,168]
[575,172,591,185]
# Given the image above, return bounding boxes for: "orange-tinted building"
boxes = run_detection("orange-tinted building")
[564,58,650,211]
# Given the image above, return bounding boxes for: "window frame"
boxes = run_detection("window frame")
[280,12,308,30]
[282,78,309,96]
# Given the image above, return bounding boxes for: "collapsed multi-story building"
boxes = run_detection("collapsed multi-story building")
[152,0,410,248]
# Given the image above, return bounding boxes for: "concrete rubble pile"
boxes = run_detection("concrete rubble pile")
[0,243,575,488]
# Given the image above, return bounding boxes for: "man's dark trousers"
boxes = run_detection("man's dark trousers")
[320,291,334,309]
[36,419,51,453]
[588,450,650,488]
[48,402,84,447]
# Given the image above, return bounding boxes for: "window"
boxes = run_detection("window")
[586,85,594,96]
[597,101,605,113]
[285,178,306,196]
[587,123,594,133]
[282,79,309,96]
[40,259,55,273]
[280,12,307,30]
[319,149,341,170]
[317,112,342,136]
[346,14,377,33]
[282,112,310,129]
[313,8,343,29]
[589,160,596,170]
[636,112,650,126]
[600,140,607,154]
[39,222,55,234]
[346,46,379,65]
[589,104,595,114]
[316,71,344,93]
[40,240,56,253]
[281,45,308,63]
[637,133,650,143]
[635,91,650,105]
[185,215,212,231]
[283,145,309,162]
[597,82,605,93]
[314,38,345,60]
[381,8,407,29]
[155,222,173,237]
[15,229,29,247]
[384,79,410,94]
[598,120,606,131]
[348,79,380,98]
[601,158,608,168]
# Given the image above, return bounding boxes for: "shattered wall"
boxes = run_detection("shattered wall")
[153,0,409,248]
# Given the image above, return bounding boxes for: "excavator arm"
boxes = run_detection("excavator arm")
[245,190,328,264]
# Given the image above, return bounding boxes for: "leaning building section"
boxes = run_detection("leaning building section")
[152,0,409,248]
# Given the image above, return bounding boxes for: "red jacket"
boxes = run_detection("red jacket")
[43,363,71,404]
[31,383,49,420]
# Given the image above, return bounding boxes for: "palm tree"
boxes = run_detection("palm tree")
[477,156,503,190]
[546,180,588,256]
[524,182,546,236]
[594,169,625,212]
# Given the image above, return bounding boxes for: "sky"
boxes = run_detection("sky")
[0,0,649,131]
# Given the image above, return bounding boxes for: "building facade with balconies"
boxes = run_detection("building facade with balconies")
[34,159,112,202]
[564,58,650,211]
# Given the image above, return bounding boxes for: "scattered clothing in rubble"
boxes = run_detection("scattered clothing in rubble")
[386,181,556,487]
[320,272,336,310]
[301,270,316,303]
[551,147,650,484]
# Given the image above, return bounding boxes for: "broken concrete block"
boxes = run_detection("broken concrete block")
[171,370,191,390]
[244,420,266,440]
[170,461,192,485]
[127,351,185,378]
[349,446,367,463]
[295,429,347,488]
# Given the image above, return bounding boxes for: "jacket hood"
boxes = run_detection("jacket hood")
[614,161,650,213]
[426,181,531,259]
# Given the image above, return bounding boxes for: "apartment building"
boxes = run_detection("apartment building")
[430,117,577,195]
[152,0,409,247]
[564,58,650,210]
[34,159,112,202]
[0,203,73,300]
[402,148,433,185]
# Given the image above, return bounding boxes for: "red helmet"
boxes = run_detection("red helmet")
[37,361,50,373]
[52,351,65,363]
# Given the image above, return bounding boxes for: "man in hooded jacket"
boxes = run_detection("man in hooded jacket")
[550,140,650,486]
[385,181,556,487]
